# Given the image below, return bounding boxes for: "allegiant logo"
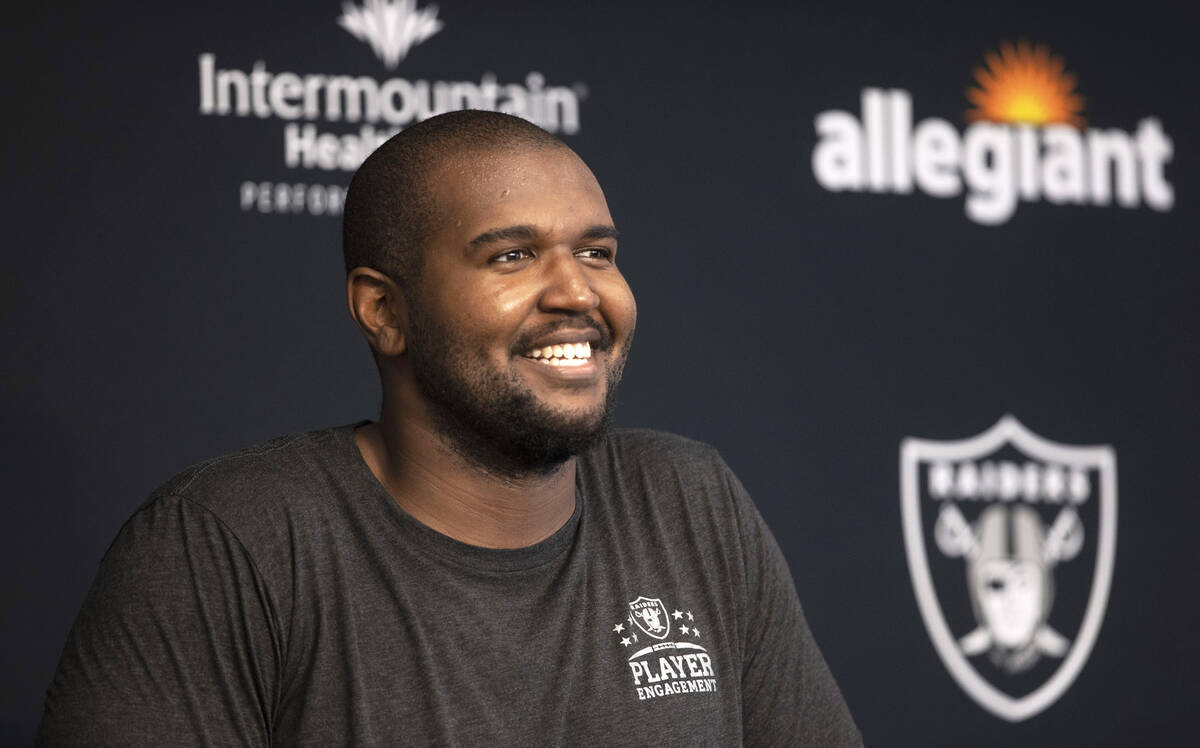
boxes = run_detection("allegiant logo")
[811,43,1175,225]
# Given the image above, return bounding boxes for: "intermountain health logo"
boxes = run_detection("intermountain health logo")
[901,416,1117,721]
[613,595,718,701]
[812,42,1175,224]
[338,0,443,68]
[197,0,584,216]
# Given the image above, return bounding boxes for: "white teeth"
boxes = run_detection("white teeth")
[545,357,587,367]
[526,340,593,365]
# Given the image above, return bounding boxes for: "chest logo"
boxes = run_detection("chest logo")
[613,594,717,701]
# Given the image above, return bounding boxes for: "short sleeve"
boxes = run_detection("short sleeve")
[728,467,863,746]
[37,494,281,747]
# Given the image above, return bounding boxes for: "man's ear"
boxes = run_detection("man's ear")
[347,267,409,357]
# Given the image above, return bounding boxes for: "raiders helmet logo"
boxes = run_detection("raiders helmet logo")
[900,415,1117,721]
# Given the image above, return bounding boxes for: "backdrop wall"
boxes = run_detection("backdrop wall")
[5,1,1197,743]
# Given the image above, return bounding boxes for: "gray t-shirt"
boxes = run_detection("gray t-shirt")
[39,425,861,746]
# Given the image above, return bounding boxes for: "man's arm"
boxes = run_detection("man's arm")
[38,494,280,747]
[727,466,864,746]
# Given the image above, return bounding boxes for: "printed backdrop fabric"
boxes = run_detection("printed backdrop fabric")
[4,1,1196,744]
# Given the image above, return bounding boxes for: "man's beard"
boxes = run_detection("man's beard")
[405,309,631,478]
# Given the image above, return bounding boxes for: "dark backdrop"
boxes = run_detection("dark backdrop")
[4,1,1197,743]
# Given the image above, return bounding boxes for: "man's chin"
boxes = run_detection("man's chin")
[410,347,622,477]
[511,424,609,472]
[429,391,612,478]
[505,394,614,462]
[537,399,609,427]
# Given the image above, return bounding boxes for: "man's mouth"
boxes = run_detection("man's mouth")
[523,341,593,367]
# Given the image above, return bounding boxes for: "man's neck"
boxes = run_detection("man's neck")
[354,417,578,549]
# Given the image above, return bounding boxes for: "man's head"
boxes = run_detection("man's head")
[344,111,637,477]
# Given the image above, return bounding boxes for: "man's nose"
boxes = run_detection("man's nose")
[538,250,600,312]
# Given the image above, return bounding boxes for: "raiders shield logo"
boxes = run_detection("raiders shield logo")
[900,415,1117,722]
[628,596,671,640]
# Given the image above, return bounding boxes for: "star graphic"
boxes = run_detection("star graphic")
[687,611,694,621]
[680,625,690,635]
[613,623,625,633]
[632,633,638,642]
[693,626,700,637]
[621,637,631,647]
[672,610,683,620]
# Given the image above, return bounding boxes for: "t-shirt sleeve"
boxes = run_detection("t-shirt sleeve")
[726,465,864,747]
[37,494,281,747]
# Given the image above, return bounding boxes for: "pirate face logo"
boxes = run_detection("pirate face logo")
[943,502,1081,673]
[901,416,1117,721]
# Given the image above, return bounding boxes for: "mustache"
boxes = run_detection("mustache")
[512,317,614,354]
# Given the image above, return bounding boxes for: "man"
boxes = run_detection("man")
[39,111,861,745]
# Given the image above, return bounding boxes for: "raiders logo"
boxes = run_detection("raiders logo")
[628,596,671,640]
[900,415,1117,721]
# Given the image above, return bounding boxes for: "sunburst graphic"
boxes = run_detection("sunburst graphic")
[966,41,1085,128]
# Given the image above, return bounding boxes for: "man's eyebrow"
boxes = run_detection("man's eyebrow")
[580,225,620,242]
[465,224,620,253]
[467,225,540,251]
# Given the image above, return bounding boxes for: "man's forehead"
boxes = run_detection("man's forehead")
[434,144,589,182]
[426,145,609,227]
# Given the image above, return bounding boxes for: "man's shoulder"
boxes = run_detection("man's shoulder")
[592,427,722,463]
[583,427,742,502]
[145,423,356,520]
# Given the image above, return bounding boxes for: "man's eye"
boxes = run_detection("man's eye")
[576,247,614,262]
[492,248,532,263]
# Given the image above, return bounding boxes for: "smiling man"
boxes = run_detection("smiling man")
[39,111,861,746]
[344,129,637,549]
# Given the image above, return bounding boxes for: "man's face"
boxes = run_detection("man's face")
[402,146,636,474]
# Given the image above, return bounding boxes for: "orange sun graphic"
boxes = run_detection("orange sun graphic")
[966,41,1086,128]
